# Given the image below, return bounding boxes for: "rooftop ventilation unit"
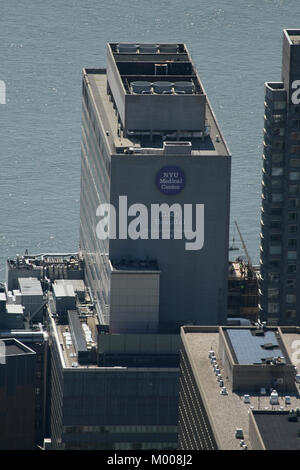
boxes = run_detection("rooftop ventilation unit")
[152,81,173,94]
[139,44,158,53]
[159,44,179,53]
[235,428,244,439]
[118,43,138,54]
[270,390,279,405]
[174,81,195,94]
[131,81,152,94]
[261,342,278,349]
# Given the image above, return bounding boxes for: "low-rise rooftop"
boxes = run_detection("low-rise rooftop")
[181,326,300,450]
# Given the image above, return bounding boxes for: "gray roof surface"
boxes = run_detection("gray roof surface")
[226,328,285,365]
[18,277,43,296]
[253,411,300,450]
[53,283,75,298]
[182,327,300,450]
[86,71,229,157]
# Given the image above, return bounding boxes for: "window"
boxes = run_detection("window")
[273,141,284,151]
[273,114,284,122]
[268,273,280,283]
[286,294,296,304]
[288,239,297,249]
[289,185,300,194]
[291,145,300,154]
[269,246,282,255]
[288,225,298,233]
[272,168,283,177]
[270,208,282,216]
[268,303,279,314]
[270,261,280,269]
[287,279,296,289]
[268,288,279,299]
[287,264,297,274]
[292,119,300,129]
[286,310,296,319]
[288,251,297,260]
[288,212,298,221]
[273,128,285,136]
[272,193,283,202]
[270,235,281,242]
[274,101,286,110]
[289,198,299,208]
[290,171,300,180]
[270,221,281,229]
[271,179,282,188]
[290,158,300,167]
[272,153,283,163]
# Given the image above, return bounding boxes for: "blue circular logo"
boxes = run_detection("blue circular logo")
[156,166,185,195]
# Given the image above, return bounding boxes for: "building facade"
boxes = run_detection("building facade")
[260,30,300,324]
[49,314,179,450]
[80,43,231,331]
[178,325,299,450]
[0,338,36,450]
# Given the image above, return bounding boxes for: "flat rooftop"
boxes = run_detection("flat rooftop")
[84,61,229,157]
[18,277,43,296]
[181,326,300,450]
[252,410,300,450]
[1,338,35,356]
[225,328,286,365]
[54,313,98,369]
[285,29,300,45]
[109,43,203,96]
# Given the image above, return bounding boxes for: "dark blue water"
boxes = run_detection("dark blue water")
[0,0,299,279]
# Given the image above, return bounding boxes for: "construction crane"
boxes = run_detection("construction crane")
[234,221,253,270]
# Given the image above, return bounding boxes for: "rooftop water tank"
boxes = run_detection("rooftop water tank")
[174,81,195,94]
[139,44,158,53]
[118,43,138,53]
[131,81,152,94]
[152,81,173,94]
[159,44,179,53]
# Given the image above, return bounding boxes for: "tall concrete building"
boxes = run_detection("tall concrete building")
[260,30,300,325]
[80,43,231,332]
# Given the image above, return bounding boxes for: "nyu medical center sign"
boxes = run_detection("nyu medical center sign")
[156,165,185,195]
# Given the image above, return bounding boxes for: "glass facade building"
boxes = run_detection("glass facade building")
[260,30,300,324]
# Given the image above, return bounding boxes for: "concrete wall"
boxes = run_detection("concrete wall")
[109,270,160,333]
[124,93,206,132]
[109,153,230,327]
[249,411,266,450]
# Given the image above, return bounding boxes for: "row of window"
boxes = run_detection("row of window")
[269,247,297,258]
[268,289,297,301]
[63,425,178,434]
[267,303,296,319]
[271,168,300,179]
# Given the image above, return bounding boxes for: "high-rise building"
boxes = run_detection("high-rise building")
[80,42,231,331]
[260,30,300,325]
[0,338,36,450]
[178,324,300,450]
